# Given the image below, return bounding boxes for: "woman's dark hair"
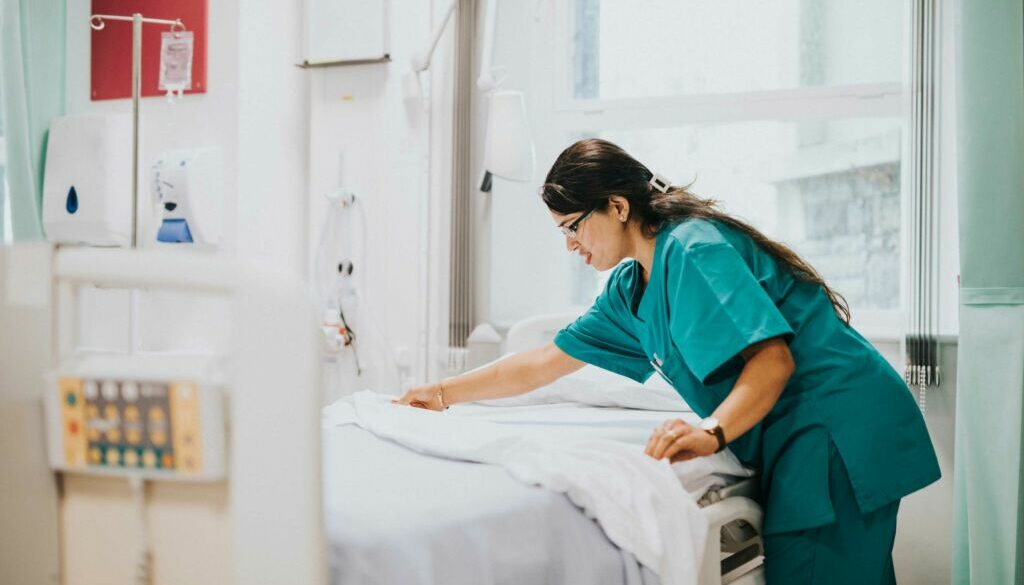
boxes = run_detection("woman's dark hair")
[541,138,851,325]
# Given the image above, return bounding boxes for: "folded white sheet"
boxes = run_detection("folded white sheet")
[323,391,750,585]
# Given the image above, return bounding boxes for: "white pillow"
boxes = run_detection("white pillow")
[475,364,691,411]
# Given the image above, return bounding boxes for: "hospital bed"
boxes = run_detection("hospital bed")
[322,314,767,585]
[6,246,765,585]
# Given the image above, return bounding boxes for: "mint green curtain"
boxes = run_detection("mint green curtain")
[0,0,66,240]
[953,1,1024,584]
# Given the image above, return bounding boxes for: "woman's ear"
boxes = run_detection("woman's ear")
[609,196,630,222]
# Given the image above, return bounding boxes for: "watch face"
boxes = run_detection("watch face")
[699,417,719,431]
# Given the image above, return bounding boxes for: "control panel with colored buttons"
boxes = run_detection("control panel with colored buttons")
[47,375,224,480]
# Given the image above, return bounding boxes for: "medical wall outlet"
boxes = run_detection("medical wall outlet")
[45,374,226,480]
[42,113,133,246]
[151,147,224,246]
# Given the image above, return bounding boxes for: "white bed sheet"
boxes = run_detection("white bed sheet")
[323,392,752,585]
[324,424,662,585]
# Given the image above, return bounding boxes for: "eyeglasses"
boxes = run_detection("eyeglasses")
[559,209,595,240]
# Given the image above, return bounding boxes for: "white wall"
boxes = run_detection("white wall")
[64,1,241,354]
[64,0,309,354]
[65,2,241,253]
[308,0,440,398]
[238,0,309,276]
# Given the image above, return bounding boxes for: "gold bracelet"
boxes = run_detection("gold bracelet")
[436,381,449,410]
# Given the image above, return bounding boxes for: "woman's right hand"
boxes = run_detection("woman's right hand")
[392,383,447,411]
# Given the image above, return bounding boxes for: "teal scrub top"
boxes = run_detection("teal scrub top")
[554,219,941,534]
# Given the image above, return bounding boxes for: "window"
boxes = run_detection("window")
[573,0,903,100]
[599,119,903,312]
[488,0,910,334]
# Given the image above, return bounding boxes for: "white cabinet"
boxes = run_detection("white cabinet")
[303,0,388,66]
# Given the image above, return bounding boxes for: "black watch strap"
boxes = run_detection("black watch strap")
[705,425,727,453]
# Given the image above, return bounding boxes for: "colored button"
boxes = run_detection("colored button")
[150,430,167,447]
[65,392,77,406]
[124,405,140,422]
[85,404,100,441]
[122,382,139,402]
[68,421,79,435]
[83,380,99,400]
[104,404,122,443]
[126,428,143,445]
[161,453,173,469]
[101,381,119,401]
[148,407,168,446]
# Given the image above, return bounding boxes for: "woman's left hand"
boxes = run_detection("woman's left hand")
[645,419,719,463]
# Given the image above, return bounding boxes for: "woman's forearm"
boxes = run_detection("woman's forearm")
[711,338,794,444]
[443,342,583,405]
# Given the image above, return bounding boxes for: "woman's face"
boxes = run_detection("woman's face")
[550,201,630,271]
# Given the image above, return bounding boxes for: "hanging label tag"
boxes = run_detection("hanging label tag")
[159,31,194,93]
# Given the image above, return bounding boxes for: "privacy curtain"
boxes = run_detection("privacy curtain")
[952,1,1024,583]
[0,0,66,240]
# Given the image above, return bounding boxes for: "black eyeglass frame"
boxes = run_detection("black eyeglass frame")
[560,209,596,239]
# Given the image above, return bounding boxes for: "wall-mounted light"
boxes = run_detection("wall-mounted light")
[479,90,534,192]
[410,0,536,193]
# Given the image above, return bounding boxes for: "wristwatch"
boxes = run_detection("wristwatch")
[699,417,727,453]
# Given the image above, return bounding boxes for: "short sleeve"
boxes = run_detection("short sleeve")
[554,276,654,384]
[668,242,794,384]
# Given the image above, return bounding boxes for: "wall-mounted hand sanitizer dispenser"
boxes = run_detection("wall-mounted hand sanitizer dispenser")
[151,147,224,247]
[42,114,133,246]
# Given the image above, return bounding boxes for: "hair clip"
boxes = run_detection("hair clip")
[649,173,671,193]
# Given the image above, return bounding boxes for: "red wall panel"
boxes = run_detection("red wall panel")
[90,0,208,101]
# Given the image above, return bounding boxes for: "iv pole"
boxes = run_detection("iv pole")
[89,14,186,248]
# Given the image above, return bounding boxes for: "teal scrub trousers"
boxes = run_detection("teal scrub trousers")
[763,441,900,585]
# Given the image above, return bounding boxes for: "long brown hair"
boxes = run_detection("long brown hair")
[541,138,851,325]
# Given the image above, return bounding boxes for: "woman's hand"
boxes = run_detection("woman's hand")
[392,383,447,411]
[645,419,719,463]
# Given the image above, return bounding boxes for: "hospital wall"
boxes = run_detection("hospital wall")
[305,0,439,400]
[883,340,958,585]
[63,0,308,355]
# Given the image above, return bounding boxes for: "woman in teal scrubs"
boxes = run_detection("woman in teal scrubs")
[396,138,940,584]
